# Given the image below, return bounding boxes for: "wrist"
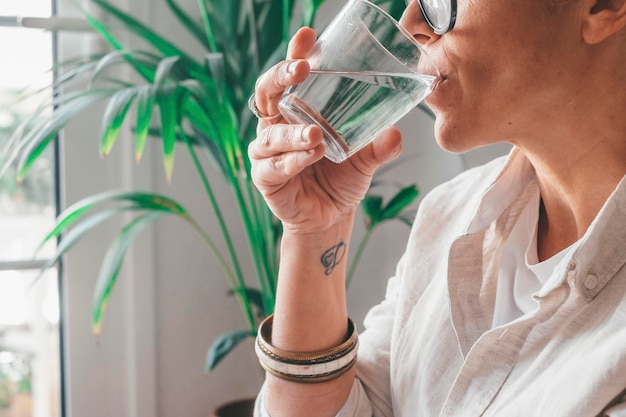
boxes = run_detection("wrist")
[280,214,355,279]
[280,212,356,241]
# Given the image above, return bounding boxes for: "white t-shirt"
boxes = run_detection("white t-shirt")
[492,186,581,328]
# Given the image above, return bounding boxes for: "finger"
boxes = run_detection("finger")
[251,144,326,191]
[287,27,317,60]
[254,59,310,123]
[350,127,403,176]
[249,124,323,160]
[253,28,316,124]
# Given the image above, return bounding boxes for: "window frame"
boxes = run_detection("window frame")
[1,1,158,415]
[0,3,64,416]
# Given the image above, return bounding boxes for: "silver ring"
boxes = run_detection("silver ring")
[248,94,282,121]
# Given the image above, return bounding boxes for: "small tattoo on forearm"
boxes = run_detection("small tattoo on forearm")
[320,242,346,276]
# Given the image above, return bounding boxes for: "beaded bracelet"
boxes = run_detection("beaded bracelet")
[255,314,358,383]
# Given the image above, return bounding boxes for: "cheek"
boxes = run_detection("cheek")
[455,36,540,114]
[430,60,529,152]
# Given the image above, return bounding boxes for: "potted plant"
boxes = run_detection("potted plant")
[1,0,426,395]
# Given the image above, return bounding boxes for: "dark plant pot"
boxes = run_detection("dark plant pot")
[211,398,256,417]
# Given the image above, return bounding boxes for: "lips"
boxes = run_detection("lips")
[425,76,448,109]
[431,74,447,90]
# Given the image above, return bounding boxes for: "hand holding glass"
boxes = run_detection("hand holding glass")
[279,0,440,163]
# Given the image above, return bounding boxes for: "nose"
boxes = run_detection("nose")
[399,0,441,45]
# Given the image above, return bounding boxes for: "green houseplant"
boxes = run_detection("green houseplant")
[1,0,426,372]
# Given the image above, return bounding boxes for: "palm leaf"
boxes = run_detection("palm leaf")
[205,329,256,372]
[361,184,419,227]
[380,184,419,221]
[165,0,210,50]
[152,56,185,181]
[156,85,180,182]
[16,89,117,180]
[133,85,156,162]
[14,53,105,101]
[228,287,265,319]
[2,88,112,172]
[301,0,325,26]
[40,206,143,269]
[205,53,225,101]
[100,86,142,156]
[39,189,190,250]
[90,49,161,87]
[178,79,241,175]
[361,195,384,227]
[92,211,167,334]
[196,0,218,52]
[90,0,206,79]
[82,8,155,81]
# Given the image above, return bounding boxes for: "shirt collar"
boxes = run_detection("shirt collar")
[464,146,626,302]
[466,147,536,235]
[569,174,626,301]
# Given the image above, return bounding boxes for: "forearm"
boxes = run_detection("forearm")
[264,215,357,417]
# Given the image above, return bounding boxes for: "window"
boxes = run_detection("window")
[0,1,62,417]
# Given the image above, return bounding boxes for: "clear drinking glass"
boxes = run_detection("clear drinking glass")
[278,0,440,163]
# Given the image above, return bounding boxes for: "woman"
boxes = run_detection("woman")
[248,0,626,415]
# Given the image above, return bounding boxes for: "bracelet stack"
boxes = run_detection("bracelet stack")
[255,315,358,383]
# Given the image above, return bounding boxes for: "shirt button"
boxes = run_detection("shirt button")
[583,274,598,290]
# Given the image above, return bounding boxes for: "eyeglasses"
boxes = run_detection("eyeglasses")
[406,0,457,35]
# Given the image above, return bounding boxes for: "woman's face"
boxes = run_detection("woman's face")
[400,0,584,153]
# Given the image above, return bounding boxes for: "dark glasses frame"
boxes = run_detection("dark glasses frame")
[406,0,457,35]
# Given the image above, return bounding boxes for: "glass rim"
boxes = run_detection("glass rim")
[351,0,441,78]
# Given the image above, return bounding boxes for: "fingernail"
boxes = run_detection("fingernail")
[303,125,314,142]
[287,60,299,75]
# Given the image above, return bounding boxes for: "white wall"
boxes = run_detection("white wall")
[58,1,511,416]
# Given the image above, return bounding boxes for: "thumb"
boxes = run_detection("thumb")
[351,127,403,176]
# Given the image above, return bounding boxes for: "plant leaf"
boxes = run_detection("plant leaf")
[380,184,419,221]
[15,89,117,180]
[134,85,155,162]
[164,0,210,50]
[301,0,325,26]
[90,49,161,87]
[205,53,225,101]
[152,56,184,181]
[154,56,183,85]
[16,130,57,183]
[92,211,167,334]
[40,206,143,269]
[100,86,142,156]
[205,329,256,372]
[361,195,384,227]
[81,7,155,81]
[227,287,265,319]
[90,0,205,78]
[40,190,190,250]
[196,0,218,52]
[157,85,180,182]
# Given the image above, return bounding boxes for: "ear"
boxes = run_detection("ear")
[582,0,626,44]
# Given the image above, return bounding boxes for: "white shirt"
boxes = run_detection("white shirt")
[492,182,581,328]
[255,148,626,417]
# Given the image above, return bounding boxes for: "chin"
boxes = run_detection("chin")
[433,117,475,154]
[433,115,500,154]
